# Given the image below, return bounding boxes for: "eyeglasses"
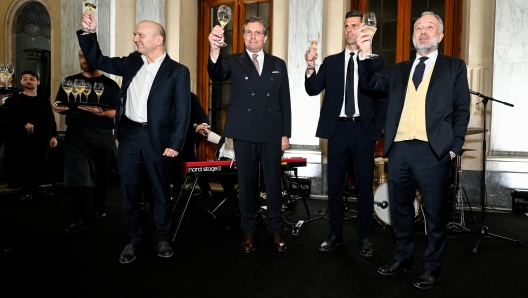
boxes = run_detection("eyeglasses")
[243,30,264,36]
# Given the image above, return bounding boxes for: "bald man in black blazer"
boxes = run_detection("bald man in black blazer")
[208,16,291,253]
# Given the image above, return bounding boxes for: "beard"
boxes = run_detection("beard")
[413,34,440,55]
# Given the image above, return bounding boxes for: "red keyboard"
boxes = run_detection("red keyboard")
[180,157,307,174]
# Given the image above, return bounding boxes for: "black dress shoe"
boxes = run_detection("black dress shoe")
[359,238,373,257]
[378,260,414,275]
[319,235,343,252]
[119,244,137,264]
[93,211,108,221]
[272,232,286,252]
[62,219,92,234]
[156,241,173,258]
[240,233,255,253]
[413,270,440,289]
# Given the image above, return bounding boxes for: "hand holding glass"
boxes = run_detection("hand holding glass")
[307,32,319,68]
[362,12,378,59]
[214,5,231,47]
[94,82,104,104]
[81,0,98,33]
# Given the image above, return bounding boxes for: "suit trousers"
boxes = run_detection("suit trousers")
[388,140,450,272]
[118,121,173,246]
[233,139,283,234]
[327,121,376,239]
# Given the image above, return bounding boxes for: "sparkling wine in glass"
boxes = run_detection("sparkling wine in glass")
[94,82,104,104]
[83,82,92,103]
[215,5,231,47]
[4,64,14,88]
[62,80,73,102]
[307,32,319,68]
[74,79,85,102]
[81,0,98,33]
[363,11,378,59]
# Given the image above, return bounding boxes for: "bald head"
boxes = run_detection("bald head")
[133,21,166,61]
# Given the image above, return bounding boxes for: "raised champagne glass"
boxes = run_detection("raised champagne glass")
[94,82,104,104]
[0,62,6,89]
[363,11,378,59]
[83,82,92,103]
[214,5,231,47]
[62,80,73,102]
[81,0,98,33]
[74,79,85,102]
[307,32,319,68]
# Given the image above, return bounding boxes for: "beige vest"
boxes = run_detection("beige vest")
[394,62,435,142]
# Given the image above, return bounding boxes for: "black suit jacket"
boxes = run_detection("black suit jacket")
[305,50,387,141]
[358,54,470,158]
[208,51,291,142]
[77,31,191,155]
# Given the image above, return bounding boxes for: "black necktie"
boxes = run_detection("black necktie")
[345,52,355,117]
[412,56,429,89]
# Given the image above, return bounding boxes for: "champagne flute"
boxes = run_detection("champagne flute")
[74,79,85,102]
[4,64,14,88]
[83,82,92,103]
[214,5,231,47]
[94,82,104,104]
[362,11,378,59]
[81,0,98,33]
[307,32,319,68]
[62,80,73,102]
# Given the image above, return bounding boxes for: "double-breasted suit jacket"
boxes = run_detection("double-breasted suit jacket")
[208,51,291,141]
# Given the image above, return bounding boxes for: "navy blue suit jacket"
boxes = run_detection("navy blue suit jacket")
[305,50,387,141]
[208,51,291,142]
[77,31,191,156]
[358,54,470,158]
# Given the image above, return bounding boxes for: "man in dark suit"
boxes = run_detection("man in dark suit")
[304,10,387,257]
[208,16,291,253]
[357,12,470,289]
[79,13,191,264]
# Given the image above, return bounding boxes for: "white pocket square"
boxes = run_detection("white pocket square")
[272,71,280,73]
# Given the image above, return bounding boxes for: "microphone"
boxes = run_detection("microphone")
[193,123,208,136]
[469,89,481,96]
[374,200,388,209]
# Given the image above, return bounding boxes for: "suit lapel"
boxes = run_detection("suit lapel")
[337,50,346,94]
[428,54,446,88]
[148,54,171,98]
[121,55,144,93]
[236,51,258,78]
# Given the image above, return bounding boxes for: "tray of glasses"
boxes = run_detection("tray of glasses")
[55,102,113,109]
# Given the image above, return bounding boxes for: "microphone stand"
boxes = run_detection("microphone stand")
[469,90,523,253]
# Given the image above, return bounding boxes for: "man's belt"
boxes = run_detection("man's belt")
[339,116,361,122]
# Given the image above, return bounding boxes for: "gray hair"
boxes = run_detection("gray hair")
[414,11,444,33]
[242,15,268,36]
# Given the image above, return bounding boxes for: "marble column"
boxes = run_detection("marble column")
[136,0,165,26]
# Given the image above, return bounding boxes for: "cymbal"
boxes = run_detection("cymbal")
[466,127,488,135]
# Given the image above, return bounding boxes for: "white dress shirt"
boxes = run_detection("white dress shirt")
[125,52,167,123]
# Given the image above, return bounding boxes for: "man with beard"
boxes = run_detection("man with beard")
[356,12,470,289]
[304,10,387,257]
[4,71,58,201]
[53,49,120,233]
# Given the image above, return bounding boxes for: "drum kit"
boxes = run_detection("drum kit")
[372,127,486,231]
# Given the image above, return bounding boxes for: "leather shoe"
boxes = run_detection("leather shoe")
[119,244,137,264]
[156,241,173,258]
[378,260,414,275]
[62,219,91,234]
[93,211,108,221]
[413,270,440,289]
[272,232,286,252]
[359,238,373,257]
[240,233,255,253]
[319,235,343,252]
